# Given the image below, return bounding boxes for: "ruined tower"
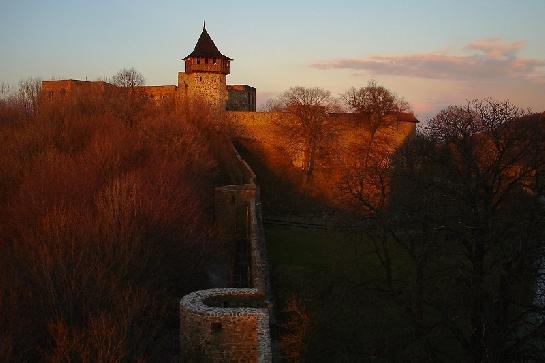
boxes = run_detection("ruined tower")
[178,23,231,110]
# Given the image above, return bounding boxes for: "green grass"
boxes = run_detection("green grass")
[265,225,449,362]
[266,225,413,288]
[266,226,355,267]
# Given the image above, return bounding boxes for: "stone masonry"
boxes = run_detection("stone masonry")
[179,134,272,362]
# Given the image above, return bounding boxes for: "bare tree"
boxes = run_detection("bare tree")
[17,78,41,118]
[0,82,11,101]
[343,80,410,143]
[337,98,545,361]
[419,100,545,362]
[338,80,412,208]
[369,100,545,362]
[265,86,341,177]
[336,82,413,292]
[0,79,41,123]
[111,67,145,89]
[110,68,147,126]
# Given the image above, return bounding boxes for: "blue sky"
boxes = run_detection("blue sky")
[1,0,544,118]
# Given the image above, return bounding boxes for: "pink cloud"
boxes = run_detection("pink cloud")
[311,38,545,83]
[464,38,525,58]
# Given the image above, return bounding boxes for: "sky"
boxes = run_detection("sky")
[1,0,544,119]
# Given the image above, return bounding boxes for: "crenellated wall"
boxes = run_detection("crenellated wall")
[179,134,272,362]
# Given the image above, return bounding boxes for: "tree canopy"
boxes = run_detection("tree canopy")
[111,67,145,88]
[342,80,411,139]
[266,86,341,177]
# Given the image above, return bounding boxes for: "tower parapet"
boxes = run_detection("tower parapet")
[184,26,232,75]
[183,23,232,75]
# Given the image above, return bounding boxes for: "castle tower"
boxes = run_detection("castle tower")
[178,23,232,110]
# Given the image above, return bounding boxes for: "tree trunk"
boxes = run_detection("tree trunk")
[414,262,424,324]
[470,230,486,363]
[306,148,316,177]
[381,225,393,291]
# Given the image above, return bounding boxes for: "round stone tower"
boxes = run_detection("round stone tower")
[178,23,232,110]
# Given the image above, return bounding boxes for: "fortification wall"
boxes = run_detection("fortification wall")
[135,85,176,98]
[179,134,272,363]
[227,85,257,111]
[180,288,268,362]
[337,118,417,152]
[42,80,116,101]
[42,80,180,107]
[225,111,294,143]
[226,110,417,172]
[178,72,228,111]
[225,111,416,146]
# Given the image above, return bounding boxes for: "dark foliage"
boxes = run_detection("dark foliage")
[0,79,220,362]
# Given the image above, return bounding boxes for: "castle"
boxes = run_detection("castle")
[40,25,418,362]
[42,24,256,112]
[41,24,417,138]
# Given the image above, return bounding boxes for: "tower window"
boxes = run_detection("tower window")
[196,58,200,65]
[205,58,208,64]
[213,57,217,65]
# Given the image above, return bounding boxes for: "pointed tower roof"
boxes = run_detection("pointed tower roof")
[183,24,232,60]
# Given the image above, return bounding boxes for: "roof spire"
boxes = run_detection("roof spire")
[203,20,206,30]
[183,22,232,61]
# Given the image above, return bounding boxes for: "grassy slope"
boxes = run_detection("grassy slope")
[238,134,474,362]
[236,138,432,361]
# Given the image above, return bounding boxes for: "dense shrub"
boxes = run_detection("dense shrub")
[0,84,220,362]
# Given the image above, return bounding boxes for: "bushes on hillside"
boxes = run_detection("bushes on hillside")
[0,81,220,361]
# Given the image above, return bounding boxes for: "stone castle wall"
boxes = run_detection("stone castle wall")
[41,78,252,113]
[179,133,272,362]
[134,85,177,102]
[42,80,116,101]
[225,111,417,145]
[180,288,268,362]
[226,111,417,171]
[227,85,257,112]
[178,72,228,111]
[225,111,292,143]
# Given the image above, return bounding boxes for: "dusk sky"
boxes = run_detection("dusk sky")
[1,0,544,119]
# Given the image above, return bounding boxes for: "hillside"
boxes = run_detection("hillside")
[0,89,225,362]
